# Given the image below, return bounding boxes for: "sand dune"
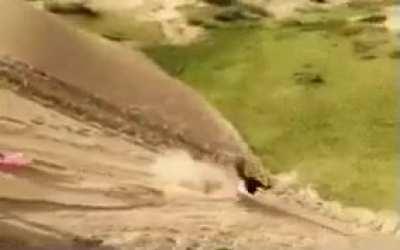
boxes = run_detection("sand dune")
[1,86,399,249]
[0,0,255,171]
[1,0,400,249]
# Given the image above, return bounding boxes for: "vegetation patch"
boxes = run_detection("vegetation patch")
[389,49,400,59]
[144,6,397,210]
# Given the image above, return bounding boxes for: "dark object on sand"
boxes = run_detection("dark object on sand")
[360,54,378,60]
[235,158,270,194]
[357,14,387,24]
[310,0,327,4]
[214,8,246,22]
[44,0,98,17]
[204,0,236,6]
[389,50,400,59]
[293,72,325,86]
[72,236,104,248]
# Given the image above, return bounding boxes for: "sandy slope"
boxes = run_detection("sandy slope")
[0,0,258,172]
[1,86,399,249]
[0,1,399,249]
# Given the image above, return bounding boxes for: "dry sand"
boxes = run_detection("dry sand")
[1,84,399,249]
[0,0,399,249]
[0,0,257,171]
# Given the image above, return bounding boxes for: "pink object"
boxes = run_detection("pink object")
[0,152,31,172]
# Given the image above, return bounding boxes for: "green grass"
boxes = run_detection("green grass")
[144,9,398,210]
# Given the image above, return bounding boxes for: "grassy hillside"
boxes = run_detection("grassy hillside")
[144,7,398,209]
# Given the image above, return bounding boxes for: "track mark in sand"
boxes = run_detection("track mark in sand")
[30,116,46,126]
[237,193,353,236]
[114,184,165,197]
[1,215,72,239]
[62,125,95,137]
[47,124,61,130]
[182,215,221,227]
[66,185,167,206]
[0,197,166,212]
[50,124,94,137]
[11,166,75,187]
[0,116,27,125]
[0,215,116,250]
[32,133,105,151]
[0,116,30,133]
[75,128,94,137]
[32,159,68,171]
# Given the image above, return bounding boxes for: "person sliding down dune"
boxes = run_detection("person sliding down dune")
[235,157,270,197]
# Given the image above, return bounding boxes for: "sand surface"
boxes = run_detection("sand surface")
[1,86,399,249]
[0,0,399,249]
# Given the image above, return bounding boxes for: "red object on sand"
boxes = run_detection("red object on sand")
[0,152,31,172]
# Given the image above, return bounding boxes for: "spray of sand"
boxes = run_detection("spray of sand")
[150,150,237,199]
